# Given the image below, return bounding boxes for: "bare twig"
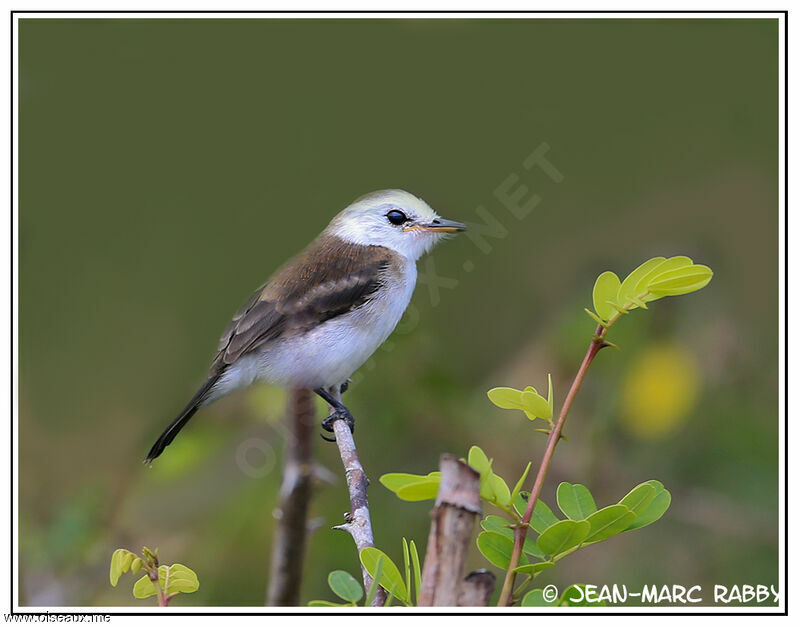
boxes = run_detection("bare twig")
[267,388,316,606]
[419,454,482,606]
[326,388,386,607]
[497,325,610,605]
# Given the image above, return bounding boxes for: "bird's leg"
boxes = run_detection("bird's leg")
[314,386,355,437]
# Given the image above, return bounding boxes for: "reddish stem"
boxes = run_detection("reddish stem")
[497,325,608,606]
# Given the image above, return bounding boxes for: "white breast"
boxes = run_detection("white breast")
[214,258,417,394]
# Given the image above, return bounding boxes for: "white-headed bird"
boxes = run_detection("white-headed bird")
[145,190,466,463]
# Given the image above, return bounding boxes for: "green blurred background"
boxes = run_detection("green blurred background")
[18,18,779,606]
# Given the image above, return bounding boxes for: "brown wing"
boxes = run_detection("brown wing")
[212,236,394,372]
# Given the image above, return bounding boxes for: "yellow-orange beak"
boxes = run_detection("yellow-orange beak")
[404,218,468,233]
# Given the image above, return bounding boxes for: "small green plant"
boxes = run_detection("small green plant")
[309,538,422,607]
[313,255,712,607]
[110,546,199,606]
[379,446,670,605]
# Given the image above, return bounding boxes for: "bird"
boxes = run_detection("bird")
[145,189,467,463]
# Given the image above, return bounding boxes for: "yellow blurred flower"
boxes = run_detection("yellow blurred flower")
[620,344,700,439]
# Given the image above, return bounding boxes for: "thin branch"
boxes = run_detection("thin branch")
[497,325,610,606]
[326,388,387,607]
[419,454,483,606]
[267,388,316,606]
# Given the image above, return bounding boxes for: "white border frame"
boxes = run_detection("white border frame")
[1,7,788,619]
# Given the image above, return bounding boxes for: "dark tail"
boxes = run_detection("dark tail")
[144,375,220,464]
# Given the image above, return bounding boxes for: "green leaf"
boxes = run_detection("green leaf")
[488,387,551,421]
[585,308,608,327]
[308,600,352,607]
[647,265,713,296]
[513,492,528,517]
[130,558,143,575]
[583,505,636,544]
[364,556,383,606]
[489,473,511,507]
[618,257,666,306]
[395,480,441,501]
[592,271,621,321]
[626,481,671,530]
[520,390,552,421]
[530,499,560,534]
[467,446,491,474]
[162,564,199,597]
[546,374,554,418]
[510,462,531,503]
[556,482,597,520]
[618,483,657,516]
[109,549,137,586]
[480,515,545,559]
[409,540,421,606]
[476,531,529,570]
[513,561,555,575]
[328,570,363,603]
[537,520,590,557]
[653,277,712,297]
[132,564,199,599]
[521,589,558,606]
[360,547,408,603]
[607,300,631,314]
[381,472,441,501]
[478,479,496,503]
[468,446,497,502]
[637,255,693,295]
[487,387,526,410]
[380,472,437,493]
[480,514,512,535]
[402,538,411,601]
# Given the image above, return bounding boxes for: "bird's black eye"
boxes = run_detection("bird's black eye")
[386,209,408,226]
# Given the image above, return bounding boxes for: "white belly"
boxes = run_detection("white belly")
[213,260,417,394]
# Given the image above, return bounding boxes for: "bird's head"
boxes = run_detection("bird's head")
[327,189,467,260]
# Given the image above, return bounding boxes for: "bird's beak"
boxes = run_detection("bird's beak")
[405,218,468,233]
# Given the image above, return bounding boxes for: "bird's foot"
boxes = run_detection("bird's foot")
[321,407,355,434]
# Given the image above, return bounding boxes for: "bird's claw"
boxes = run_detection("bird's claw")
[321,408,355,434]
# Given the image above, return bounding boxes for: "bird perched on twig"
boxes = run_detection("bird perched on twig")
[145,189,467,463]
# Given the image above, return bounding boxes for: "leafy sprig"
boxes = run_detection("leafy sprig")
[309,538,422,607]
[586,255,712,328]
[110,546,199,606]
[380,449,670,601]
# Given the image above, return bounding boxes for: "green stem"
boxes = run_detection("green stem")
[513,574,533,597]
[497,324,610,606]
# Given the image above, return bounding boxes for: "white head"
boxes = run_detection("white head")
[327,189,467,260]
